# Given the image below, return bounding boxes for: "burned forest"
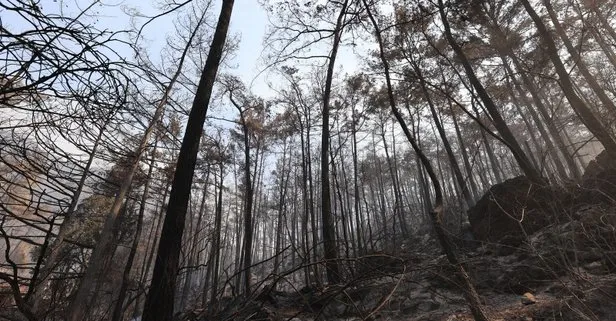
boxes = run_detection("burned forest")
[1,0,616,320]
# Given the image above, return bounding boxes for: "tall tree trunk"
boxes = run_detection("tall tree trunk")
[232,157,243,294]
[320,0,349,285]
[306,113,320,285]
[68,9,204,318]
[373,136,392,244]
[294,104,316,285]
[229,95,255,297]
[330,143,351,259]
[142,2,234,320]
[273,139,289,281]
[336,120,356,257]
[351,108,364,255]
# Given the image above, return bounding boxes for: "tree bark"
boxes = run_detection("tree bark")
[142,2,234,320]
[320,0,349,285]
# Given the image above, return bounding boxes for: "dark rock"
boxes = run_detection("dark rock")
[467,176,565,246]
[452,222,481,251]
[579,149,616,204]
[470,253,555,293]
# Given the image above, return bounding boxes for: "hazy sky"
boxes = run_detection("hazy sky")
[5,0,361,98]
[219,1,272,94]
[132,0,275,95]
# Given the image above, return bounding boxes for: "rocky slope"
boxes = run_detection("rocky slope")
[190,152,616,321]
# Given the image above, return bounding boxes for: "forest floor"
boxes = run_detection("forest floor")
[197,209,616,321]
[196,151,616,321]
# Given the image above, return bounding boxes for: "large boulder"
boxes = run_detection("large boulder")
[467,176,565,246]
[579,150,616,204]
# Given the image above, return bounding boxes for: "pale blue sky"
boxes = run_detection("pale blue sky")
[4,0,361,98]
[133,0,274,95]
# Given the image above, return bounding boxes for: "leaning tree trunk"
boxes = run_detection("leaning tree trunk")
[363,2,490,320]
[415,64,474,208]
[142,2,234,321]
[28,116,109,316]
[438,0,543,184]
[521,0,616,156]
[544,0,616,114]
[111,140,159,321]
[293,103,315,285]
[67,10,202,319]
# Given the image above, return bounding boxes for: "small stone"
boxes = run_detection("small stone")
[521,292,537,305]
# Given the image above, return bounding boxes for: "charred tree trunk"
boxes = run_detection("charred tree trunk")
[320,0,349,285]
[141,2,234,320]
[415,65,474,208]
